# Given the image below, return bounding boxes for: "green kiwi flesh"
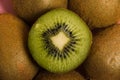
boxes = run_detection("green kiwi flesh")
[84,24,120,80]
[12,0,67,23]
[34,70,85,80]
[28,8,92,73]
[0,13,39,80]
[68,0,120,29]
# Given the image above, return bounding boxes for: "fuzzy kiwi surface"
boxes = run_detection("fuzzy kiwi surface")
[28,8,92,73]
[34,70,85,80]
[12,0,67,23]
[83,24,120,80]
[68,0,120,29]
[0,13,39,80]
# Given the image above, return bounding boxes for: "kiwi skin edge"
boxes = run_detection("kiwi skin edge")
[12,0,68,24]
[84,24,120,80]
[68,0,120,29]
[0,13,39,80]
[34,70,85,80]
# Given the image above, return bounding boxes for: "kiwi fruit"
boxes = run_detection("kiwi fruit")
[28,8,92,73]
[12,0,67,23]
[0,13,39,80]
[68,0,120,29]
[34,70,85,80]
[83,24,120,80]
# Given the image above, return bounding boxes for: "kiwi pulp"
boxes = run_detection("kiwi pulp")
[28,8,92,73]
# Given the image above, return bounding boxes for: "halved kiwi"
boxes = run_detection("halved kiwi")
[28,8,92,73]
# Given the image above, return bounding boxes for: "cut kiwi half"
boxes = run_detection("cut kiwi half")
[28,8,92,73]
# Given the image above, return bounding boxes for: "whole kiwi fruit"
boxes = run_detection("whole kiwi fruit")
[34,70,85,80]
[0,13,38,80]
[12,0,67,23]
[28,8,92,73]
[68,0,120,29]
[83,24,120,80]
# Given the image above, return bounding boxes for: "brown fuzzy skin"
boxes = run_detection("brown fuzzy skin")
[68,0,120,29]
[83,24,120,80]
[12,0,67,23]
[34,70,85,80]
[0,13,39,80]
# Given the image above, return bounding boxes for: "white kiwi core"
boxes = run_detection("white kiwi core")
[50,32,70,51]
